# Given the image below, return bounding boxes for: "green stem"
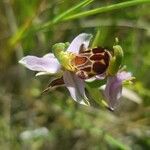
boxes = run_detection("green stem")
[37,0,94,31]
[52,0,93,24]
[92,28,101,47]
[63,0,150,21]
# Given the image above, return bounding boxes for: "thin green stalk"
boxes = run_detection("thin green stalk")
[52,0,94,23]
[38,0,94,30]
[92,28,101,47]
[63,0,150,21]
[92,26,110,47]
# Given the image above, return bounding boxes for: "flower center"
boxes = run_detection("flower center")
[60,51,76,72]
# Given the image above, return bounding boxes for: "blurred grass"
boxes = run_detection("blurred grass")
[0,0,150,149]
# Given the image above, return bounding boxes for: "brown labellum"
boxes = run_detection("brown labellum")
[72,47,111,79]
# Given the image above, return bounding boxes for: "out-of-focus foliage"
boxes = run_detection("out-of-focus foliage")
[0,0,150,149]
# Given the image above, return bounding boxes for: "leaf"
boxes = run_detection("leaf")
[37,0,94,31]
[63,0,150,21]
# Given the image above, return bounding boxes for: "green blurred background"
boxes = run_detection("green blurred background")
[0,0,150,149]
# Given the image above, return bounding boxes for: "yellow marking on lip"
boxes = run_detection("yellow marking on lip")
[99,59,106,65]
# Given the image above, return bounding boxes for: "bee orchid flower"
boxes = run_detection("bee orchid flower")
[19,33,111,106]
[104,71,133,111]
[102,44,134,110]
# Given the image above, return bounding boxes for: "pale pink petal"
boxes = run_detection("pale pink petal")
[19,53,61,74]
[104,71,132,110]
[117,71,132,81]
[67,33,92,54]
[63,71,89,105]
[104,76,122,110]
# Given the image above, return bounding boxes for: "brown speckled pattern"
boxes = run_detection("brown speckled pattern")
[72,47,111,79]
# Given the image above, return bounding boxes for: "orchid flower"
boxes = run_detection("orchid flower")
[19,33,134,110]
[102,45,134,110]
[104,71,133,110]
[19,33,111,106]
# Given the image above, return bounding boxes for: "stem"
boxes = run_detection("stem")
[63,0,150,21]
[92,28,101,47]
[52,0,94,24]
[38,0,94,31]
